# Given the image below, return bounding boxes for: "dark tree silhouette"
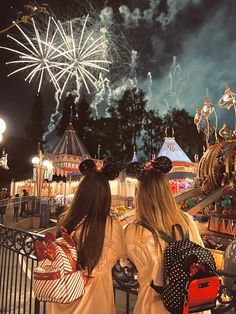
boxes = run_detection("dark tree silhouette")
[142,109,163,159]
[56,94,94,154]
[25,93,45,149]
[56,94,76,137]
[108,88,147,166]
[0,135,35,187]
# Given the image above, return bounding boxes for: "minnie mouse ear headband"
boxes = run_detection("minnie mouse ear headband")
[126,156,172,180]
[79,159,119,181]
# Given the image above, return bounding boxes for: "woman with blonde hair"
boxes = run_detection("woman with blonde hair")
[48,159,125,314]
[125,157,211,314]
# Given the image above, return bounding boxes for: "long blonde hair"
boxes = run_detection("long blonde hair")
[135,171,189,240]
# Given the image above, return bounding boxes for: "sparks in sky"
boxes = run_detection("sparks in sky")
[1,17,60,93]
[1,15,111,96]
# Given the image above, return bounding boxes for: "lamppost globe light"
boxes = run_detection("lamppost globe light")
[47,162,53,170]
[42,159,50,168]
[0,117,6,134]
[32,156,40,165]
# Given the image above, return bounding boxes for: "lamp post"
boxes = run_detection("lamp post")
[0,116,6,143]
[32,150,52,200]
[0,116,9,170]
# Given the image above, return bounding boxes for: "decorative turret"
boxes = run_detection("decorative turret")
[131,146,138,162]
[50,122,90,176]
[52,123,90,158]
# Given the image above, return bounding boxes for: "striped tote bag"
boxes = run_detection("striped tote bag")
[34,227,86,303]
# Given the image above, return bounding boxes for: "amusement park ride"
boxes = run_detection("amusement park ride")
[113,86,236,314]
[175,85,236,216]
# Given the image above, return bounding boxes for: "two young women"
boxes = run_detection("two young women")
[48,159,204,314]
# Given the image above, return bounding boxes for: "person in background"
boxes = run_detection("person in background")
[20,188,29,216]
[14,193,20,219]
[0,188,8,221]
[125,157,209,314]
[47,159,126,314]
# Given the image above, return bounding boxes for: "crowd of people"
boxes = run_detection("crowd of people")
[0,188,29,222]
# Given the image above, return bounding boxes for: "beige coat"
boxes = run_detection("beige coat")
[125,213,210,314]
[47,217,126,314]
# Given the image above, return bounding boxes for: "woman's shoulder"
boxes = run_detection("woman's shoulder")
[182,212,203,245]
[125,221,153,240]
[182,212,199,230]
[106,216,123,233]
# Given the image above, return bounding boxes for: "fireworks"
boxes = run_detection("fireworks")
[1,15,111,96]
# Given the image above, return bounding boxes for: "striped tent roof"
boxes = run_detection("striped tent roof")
[51,123,90,158]
[158,137,191,162]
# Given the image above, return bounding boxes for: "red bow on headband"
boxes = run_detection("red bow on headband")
[144,160,154,171]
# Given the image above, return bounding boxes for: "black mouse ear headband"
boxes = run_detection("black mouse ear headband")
[79,159,119,180]
[126,156,172,180]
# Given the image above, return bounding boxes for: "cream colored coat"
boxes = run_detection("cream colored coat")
[125,213,210,314]
[47,217,126,314]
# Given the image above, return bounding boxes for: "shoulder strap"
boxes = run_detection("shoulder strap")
[138,222,174,244]
[172,224,189,241]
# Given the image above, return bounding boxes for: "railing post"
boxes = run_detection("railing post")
[0,224,46,314]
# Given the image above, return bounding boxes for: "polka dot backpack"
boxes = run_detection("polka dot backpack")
[141,223,219,314]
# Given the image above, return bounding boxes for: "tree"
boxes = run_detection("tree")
[108,88,148,166]
[163,108,204,160]
[56,93,76,137]
[0,135,35,187]
[56,94,94,154]
[142,109,163,159]
[25,93,45,149]
[75,95,93,144]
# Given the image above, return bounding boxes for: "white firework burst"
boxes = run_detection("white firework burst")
[1,15,111,96]
[1,17,61,92]
[50,15,111,95]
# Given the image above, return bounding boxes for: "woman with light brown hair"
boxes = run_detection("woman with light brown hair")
[125,157,210,314]
[48,159,125,314]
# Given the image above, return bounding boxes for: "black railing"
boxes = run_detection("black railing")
[1,224,236,314]
[0,224,45,314]
[0,196,40,223]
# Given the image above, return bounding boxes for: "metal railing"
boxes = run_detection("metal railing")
[0,224,45,314]
[0,224,236,314]
[0,197,40,222]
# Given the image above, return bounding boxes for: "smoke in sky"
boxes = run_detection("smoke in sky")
[150,1,236,129]
[99,0,236,129]
[1,0,236,136]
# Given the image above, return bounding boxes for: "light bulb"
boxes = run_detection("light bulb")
[32,156,40,165]
[43,159,50,168]
[0,117,6,134]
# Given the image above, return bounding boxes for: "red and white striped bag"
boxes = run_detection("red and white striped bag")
[34,227,86,303]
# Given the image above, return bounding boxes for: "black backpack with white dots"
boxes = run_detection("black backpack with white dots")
[141,223,219,314]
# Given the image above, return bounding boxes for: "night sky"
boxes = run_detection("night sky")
[0,0,236,140]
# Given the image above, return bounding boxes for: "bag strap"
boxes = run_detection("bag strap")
[172,224,189,241]
[138,222,174,244]
[59,243,77,272]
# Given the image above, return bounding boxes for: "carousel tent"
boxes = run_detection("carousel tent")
[52,123,90,158]
[50,123,91,177]
[158,137,191,162]
[158,136,197,193]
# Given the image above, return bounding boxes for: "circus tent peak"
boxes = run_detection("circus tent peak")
[131,146,138,162]
[51,123,90,159]
[158,137,192,163]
